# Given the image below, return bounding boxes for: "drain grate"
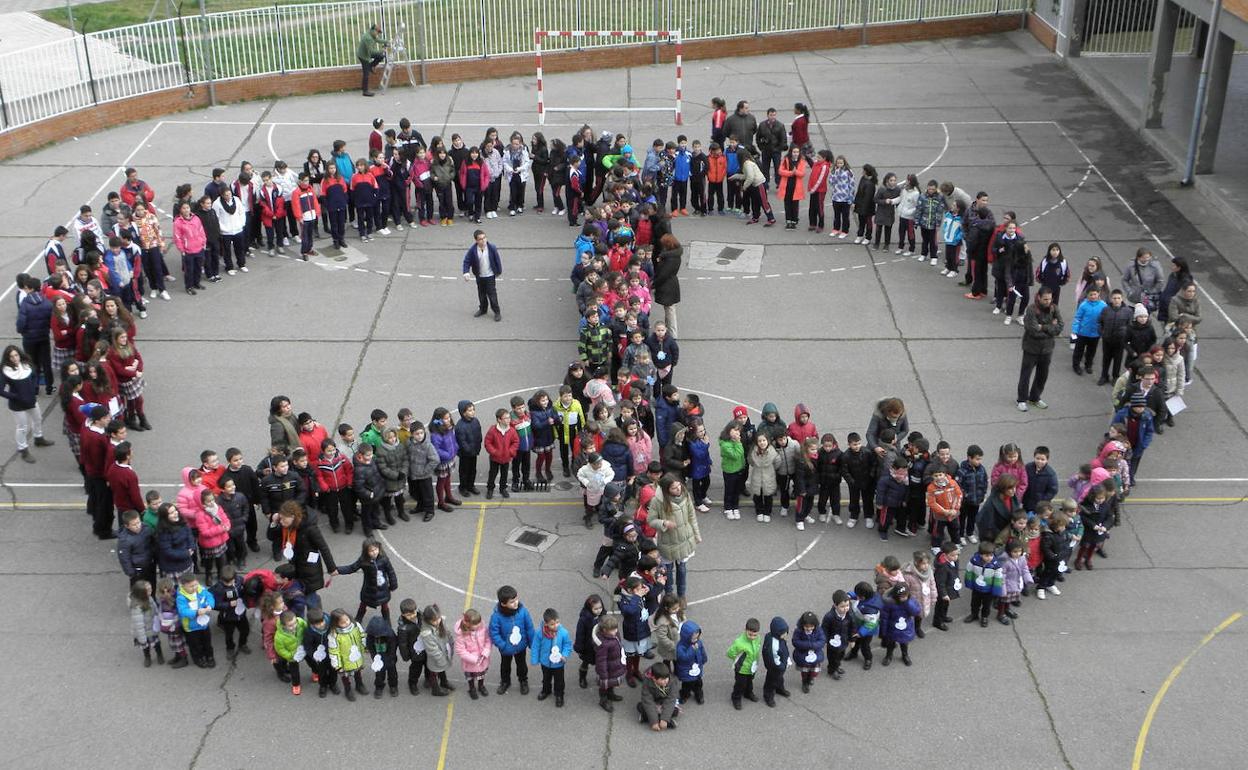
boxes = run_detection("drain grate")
[505,525,558,553]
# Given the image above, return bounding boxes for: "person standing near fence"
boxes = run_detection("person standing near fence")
[357,24,387,97]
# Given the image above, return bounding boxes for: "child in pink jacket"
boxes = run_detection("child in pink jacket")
[185,483,231,585]
[454,608,493,700]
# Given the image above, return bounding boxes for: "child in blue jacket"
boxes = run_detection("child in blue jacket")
[530,607,573,707]
[845,581,880,670]
[760,616,791,707]
[964,541,1006,627]
[1071,285,1107,375]
[688,422,713,510]
[875,457,910,541]
[674,620,707,705]
[790,610,826,693]
[488,584,534,695]
[671,137,691,215]
[878,584,921,667]
[957,446,988,545]
[618,576,652,687]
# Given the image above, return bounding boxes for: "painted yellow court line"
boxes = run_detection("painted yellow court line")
[1132,612,1243,769]
[435,503,487,770]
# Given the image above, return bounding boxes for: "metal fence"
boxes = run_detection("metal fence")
[1081,0,1198,55]
[0,0,1029,132]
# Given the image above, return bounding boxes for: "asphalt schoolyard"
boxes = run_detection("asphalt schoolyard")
[0,29,1245,769]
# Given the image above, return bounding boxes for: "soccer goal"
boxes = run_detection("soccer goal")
[534,29,683,126]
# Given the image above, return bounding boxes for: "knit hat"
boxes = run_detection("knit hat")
[732,406,748,420]
[1130,391,1147,406]
[621,522,637,537]
[587,452,601,464]
[621,145,633,155]
[1133,303,1149,318]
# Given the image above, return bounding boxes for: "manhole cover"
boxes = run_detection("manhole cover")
[687,240,764,273]
[504,525,558,553]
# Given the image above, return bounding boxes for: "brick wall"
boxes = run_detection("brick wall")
[0,14,1022,161]
[1026,12,1059,53]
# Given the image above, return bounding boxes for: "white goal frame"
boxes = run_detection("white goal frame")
[534,29,683,126]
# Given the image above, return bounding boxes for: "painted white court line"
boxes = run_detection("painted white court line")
[917,121,950,177]
[688,534,822,606]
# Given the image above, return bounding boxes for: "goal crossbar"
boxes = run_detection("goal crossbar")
[534,29,683,126]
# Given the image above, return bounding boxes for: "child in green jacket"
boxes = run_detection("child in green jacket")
[273,611,307,696]
[327,608,369,701]
[724,617,762,710]
[719,424,746,520]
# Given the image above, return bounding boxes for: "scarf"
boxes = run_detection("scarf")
[218,196,237,214]
[907,561,933,583]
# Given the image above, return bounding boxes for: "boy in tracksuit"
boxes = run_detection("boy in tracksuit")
[904,438,930,537]
[489,585,534,695]
[530,608,573,707]
[455,400,483,497]
[760,616,791,707]
[483,408,519,499]
[670,138,691,215]
[875,458,910,541]
[964,541,1006,627]
[395,599,427,695]
[689,140,708,215]
[957,445,988,545]
[1036,514,1072,600]
[840,432,877,527]
[725,617,762,710]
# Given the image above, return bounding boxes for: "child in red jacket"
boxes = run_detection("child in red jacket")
[484,408,518,499]
[256,171,288,255]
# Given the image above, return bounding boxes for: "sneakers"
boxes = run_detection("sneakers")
[696,503,710,512]
[763,514,772,523]
[853,237,864,244]
[240,266,249,272]
[1004,316,1012,325]
[756,513,765,523]
[1015,315,1024,325]
[159,290,171,301]
[724,509,739,520]
[895,248,904,255]
[846,518,857,528]
[1036,588,1047,600]
[929,258,938,266]
[508,209,516,217]
[818,514,829,523]
[796,521,805,531]
[379,227,392,235]
[1049,585,1062,596]
[138,310,148,319]
[832,515,843,525]
[968,534,979,544]
[992,307,1001,315]
[149,289,158,299]
[779,507,788,518]
[1029,400,1048,409]
[864,518,874,529]
[1017,401,1028,412]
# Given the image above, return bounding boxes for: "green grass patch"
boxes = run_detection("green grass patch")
[38,0,327,32]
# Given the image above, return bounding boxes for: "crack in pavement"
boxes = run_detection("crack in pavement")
[793,699,871,743]
[601,704,614,770]
[1010,625,1075,769]
[188,663,235,769]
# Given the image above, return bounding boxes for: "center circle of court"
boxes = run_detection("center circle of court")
[377,384,812,607]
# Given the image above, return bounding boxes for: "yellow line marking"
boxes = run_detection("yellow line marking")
[434,503,487,770]
[1132,611,1243,769]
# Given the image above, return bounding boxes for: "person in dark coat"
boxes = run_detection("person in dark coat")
[1017,287,1063,412]
[651,234,682,337]
[267,501,336,596]
[336,537,398,622]
[461,229,503,321]
[878,583,921,666]
[760,616,790,707]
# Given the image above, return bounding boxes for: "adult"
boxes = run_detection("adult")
[645,321,680,393]
[963,191,995,299]
[132,202,171,301]
[267,500,337,597]
[722,100,758,153]
[356,23,387,97]
[212,187,248,276]
[193,195,222,284]
[79,403,114,539]
[651,233,682,337]
[865,398,909,458]
[648,474,701,598]
[1,345,54,464]
[976,474,1019,542]
[754,107,787,186]
[461,229,503,321]
[119,167,155,210]
[268,395,300,453]
[1121,247,1164,312]
[15,275,54,394]
[1157,256,1192,324]
[1017,287,1064,412]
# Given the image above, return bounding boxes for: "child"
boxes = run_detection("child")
[618,576,652,687]
[878,584,921,666]
[375,428,409,524]
[303,607,338,698]
[1036,514,1071,600]
[259,590,287,677]
[350,159,379,241]
[706,142,726,214]
[453,607,492,699]
[1076,482,1113,569]
[118,509,156,589]
[638,662,678,730]
[828,155,854,236]
[674,620,707,705]
[484,408,518,499]
[925,468,963,549]
[814,433,842,524]
[902,551,937,637]
[192,488,231,587]
[991,443,1028,507]
[957,445,988,544]
[963,542,1005,627]
[176,573,216,668]
[841,432,876,527]
[531,608,573,707]
[689,140,708,215]
[418,604,455,695]
[528,390,558,490]
[820,590,854,680]
[209,564,251,659]
[337,538,398,622]
[932,542,961,631]
[154,577,188,668]
[509,396,534,491]
[791,611,826,694]
[430,407,462,511]
[1023,446,1059,515]
[219,477,250,568]
[652,593,684,672]
[1000,540,1034,623]
[574,594,606,689]
[719,424,746,520]
[489,584,534,695]
[1072,286,1107,375]
[365,615,399,698]
[875,457,910,541]
[904,437,931,536]
[725,617,762,710]
[846,581,881,669]
[129,579,162,667]
[594,614,628,711]
[273,610,307,696]
[352,444,384,535]
[327,607,369,701]
[1036,242,1070,306]
[405,420,439,520]
[940,200,964,276]
[395,598,428,695]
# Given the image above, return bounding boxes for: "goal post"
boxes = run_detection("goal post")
[534,29,682,126]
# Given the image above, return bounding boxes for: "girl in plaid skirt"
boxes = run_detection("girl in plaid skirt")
[59,371,87,488]
[155,577,189,668]
[50,296,77,375]
[105,328,150,431]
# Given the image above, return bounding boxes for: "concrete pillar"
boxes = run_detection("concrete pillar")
[1066,0,1090,57]
[1195,30,1235,174]
[1144,0,1178,128]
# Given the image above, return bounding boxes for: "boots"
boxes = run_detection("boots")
[374,683,385,699]
[397,506,411,522]
[600,690,613,712]
[800,672,810,693]
[143,647,153,667]
[486,486,494,500]
[170,654,189,669]
[409,678,420,696]
[578,664,589,689]
[476,677,488,697]
[901,649,913,666]
[468,680,479,700]
[882,648,894,666]
[343,677,356,701]
[154,642,165,664]
[18,448,34,464]
[626,656,639,687]
[562,462,571,478]
[353,671,368,695]
[126,415,142,432]
[511,479,521,493]
[138,413,152,431]
[383,507,397,526]
[33,436,54,447]
[427,673,447,696]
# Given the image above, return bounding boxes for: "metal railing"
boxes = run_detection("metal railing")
[1081,0,1198,55]
[0,0,1029,132]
